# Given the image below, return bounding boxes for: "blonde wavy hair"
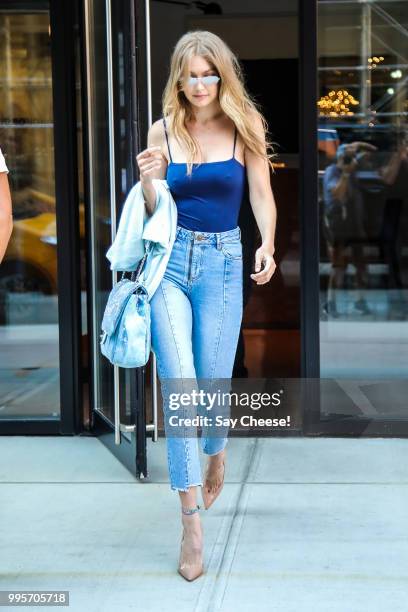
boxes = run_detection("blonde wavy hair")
[162,30,278,177]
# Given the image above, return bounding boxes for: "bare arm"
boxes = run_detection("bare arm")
[136,119,168,216]
[0,172,12,264]
[245,112,277,284]
[245,117,277,250]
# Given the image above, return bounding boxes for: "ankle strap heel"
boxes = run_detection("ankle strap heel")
[181,504,201,515]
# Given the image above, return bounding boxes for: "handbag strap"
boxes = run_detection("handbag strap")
[120,240,152,283]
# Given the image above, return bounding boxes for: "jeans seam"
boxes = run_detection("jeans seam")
[160,282,191,490]
[209,258,227,380]
[161,281,196,490]
[161,282,185,378]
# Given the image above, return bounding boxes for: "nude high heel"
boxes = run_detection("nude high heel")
[178,504,204,581]
[202,450,226,510]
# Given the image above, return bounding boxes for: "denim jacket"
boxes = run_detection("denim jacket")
[105,179,178,300]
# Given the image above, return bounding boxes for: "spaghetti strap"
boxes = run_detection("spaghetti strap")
[162,116,173,163]
[232,126,237,159]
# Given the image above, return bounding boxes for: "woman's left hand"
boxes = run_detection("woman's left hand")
[250,244,277,285]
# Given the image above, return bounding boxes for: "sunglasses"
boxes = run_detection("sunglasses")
[182,75,220,87]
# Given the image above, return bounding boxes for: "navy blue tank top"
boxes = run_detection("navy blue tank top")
[163,117,246,232]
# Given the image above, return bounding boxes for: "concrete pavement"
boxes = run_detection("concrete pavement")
[0,435,407,611]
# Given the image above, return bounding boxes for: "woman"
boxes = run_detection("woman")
[136,30,277,581]
[0,147,12,264]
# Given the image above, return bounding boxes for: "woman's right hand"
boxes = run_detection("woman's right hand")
[136,146,164,185]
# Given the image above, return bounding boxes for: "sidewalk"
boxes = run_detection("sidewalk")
[1,435,407,611]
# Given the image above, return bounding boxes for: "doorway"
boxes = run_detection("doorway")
[0,0,83,434]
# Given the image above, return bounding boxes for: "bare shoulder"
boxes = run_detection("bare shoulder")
[245,109,267,163]
[248,109,265,138]
[148,118,171,163]
[147,118,165,146]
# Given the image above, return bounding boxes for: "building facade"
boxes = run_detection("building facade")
[0,0,407,475]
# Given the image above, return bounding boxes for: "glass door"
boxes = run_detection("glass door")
[0,1,83,432]
[0,6,60,422]
[308,0,408,434]
[83,0,149,474]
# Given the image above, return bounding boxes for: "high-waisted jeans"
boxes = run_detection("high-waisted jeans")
[150,224,243,491]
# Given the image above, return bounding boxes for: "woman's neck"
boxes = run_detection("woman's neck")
[189,102,224,126]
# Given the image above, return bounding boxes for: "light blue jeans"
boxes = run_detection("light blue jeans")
[150,224,243,491]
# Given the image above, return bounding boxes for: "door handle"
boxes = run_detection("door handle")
[104,0,121,444]
[144,0,159,443]
[146,352,159,441]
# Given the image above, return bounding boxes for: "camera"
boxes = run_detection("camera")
[342,154,354,165]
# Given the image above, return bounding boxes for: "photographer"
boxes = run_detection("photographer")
[322,142,376,317]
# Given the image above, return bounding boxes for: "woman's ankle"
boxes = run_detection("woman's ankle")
[181,511,202,532]
[208,448,226,464]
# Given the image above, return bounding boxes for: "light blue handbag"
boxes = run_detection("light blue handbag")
[100,241,152,368]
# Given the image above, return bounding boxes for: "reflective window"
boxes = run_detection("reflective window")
[318,1,408,388]
[0,9,61,419]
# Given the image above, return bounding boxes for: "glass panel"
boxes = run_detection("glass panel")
[318,1,408,377]
[74,3,89,428]
[85,0,114,421]
[318,1,408,415]
[0,8,60,419]
[85,0,136,434]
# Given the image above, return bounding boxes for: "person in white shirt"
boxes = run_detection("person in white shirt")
[0,148,12,264]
